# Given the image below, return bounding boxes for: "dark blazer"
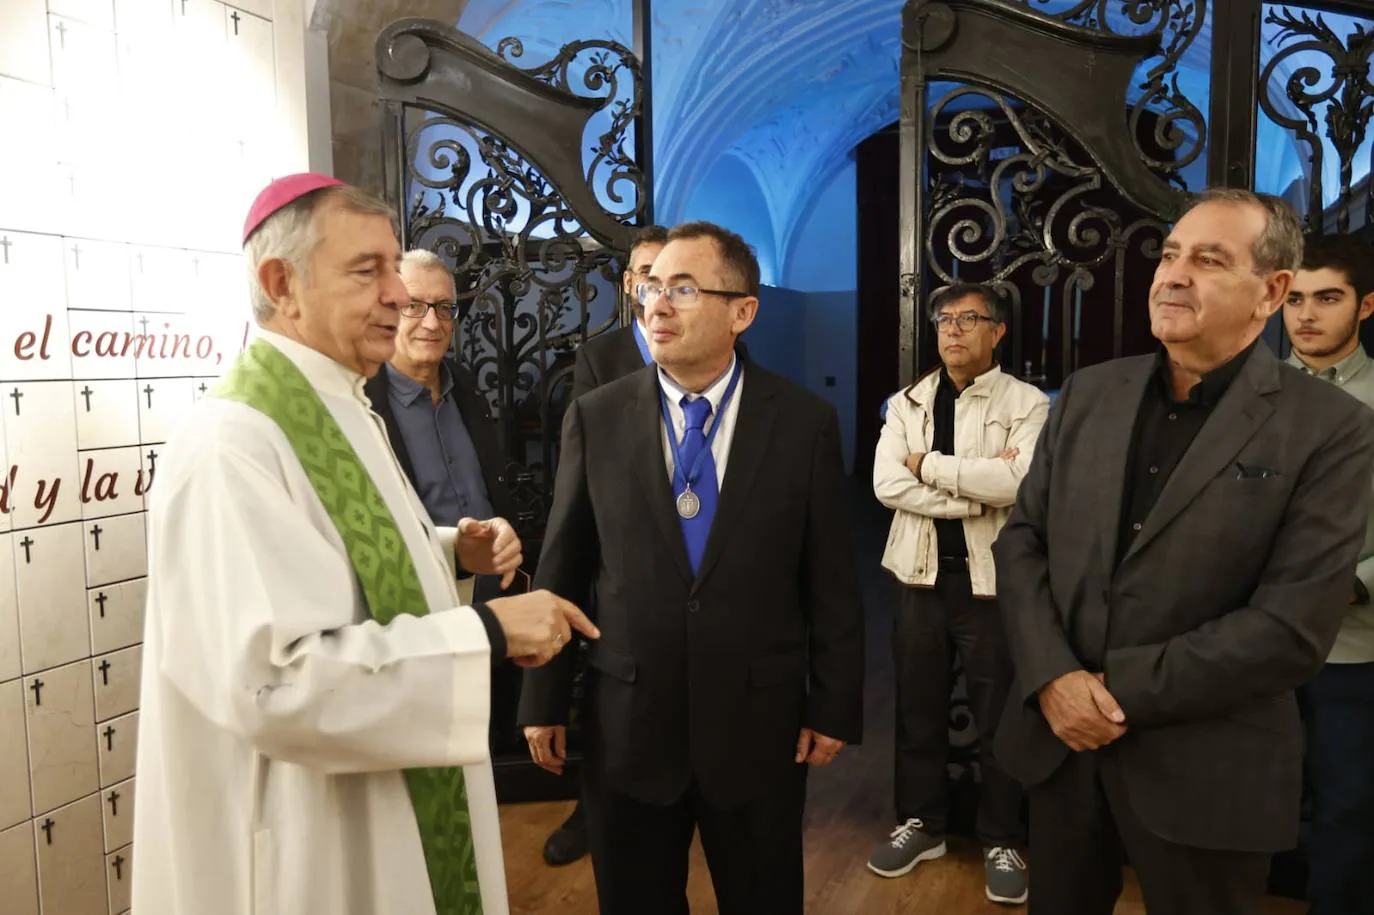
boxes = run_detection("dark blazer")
[570,325,752,403]
[993,342,1374,853]
[364,359,515,524]
[570,326,645,403]
[518,361,865,809]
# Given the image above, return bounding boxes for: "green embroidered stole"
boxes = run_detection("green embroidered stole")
[214,338,483,915]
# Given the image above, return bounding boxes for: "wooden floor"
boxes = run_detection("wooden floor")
[497,489,1308,914]
[499,799,1306,914]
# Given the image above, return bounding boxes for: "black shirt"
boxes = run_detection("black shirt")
[933,369,969,558]
[1116,341,1257,565]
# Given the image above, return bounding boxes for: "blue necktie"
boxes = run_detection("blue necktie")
[676,395,718,574]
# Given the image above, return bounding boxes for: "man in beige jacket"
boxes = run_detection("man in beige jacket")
[869,282,1048,906]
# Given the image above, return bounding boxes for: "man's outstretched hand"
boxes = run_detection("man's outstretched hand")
[455,517,523,588]
[487,590,598,668]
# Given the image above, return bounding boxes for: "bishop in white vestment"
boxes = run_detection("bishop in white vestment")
[132,174,590,915]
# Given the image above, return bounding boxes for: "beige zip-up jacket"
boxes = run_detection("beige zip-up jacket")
[874,366,1049,597]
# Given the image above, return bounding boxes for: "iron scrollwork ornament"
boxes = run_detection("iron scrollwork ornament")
[495,37,647,224]
[925,85,1166,380]
[377,21,647,539]
[1258,6,1374,234]
[1029,0,1208,189]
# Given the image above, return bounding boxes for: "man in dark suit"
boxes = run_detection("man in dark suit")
[365,248,521,739]
[568,225,669,403]
[519,221,865,914]
[540,224,667,867]
[993,188,1374,915]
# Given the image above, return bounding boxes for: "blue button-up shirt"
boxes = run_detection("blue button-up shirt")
[385,362,496,528]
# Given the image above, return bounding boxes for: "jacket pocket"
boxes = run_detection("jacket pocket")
[981,412,1012,455]
[749,649,808,688]
[586,644,637,682]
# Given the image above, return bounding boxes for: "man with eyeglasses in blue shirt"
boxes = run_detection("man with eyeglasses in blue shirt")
[366,248,525,763]
[366,248,519,604]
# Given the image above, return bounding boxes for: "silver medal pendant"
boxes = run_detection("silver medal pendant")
[676,488,701,519]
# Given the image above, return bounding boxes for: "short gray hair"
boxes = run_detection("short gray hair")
[244,185,395,322]
[1180,188,1304,274]
[400,248,457,300]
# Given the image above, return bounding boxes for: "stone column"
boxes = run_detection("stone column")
[309,0,470,193]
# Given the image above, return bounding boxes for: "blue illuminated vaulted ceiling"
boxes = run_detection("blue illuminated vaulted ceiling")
[456,1,1372,280]
[458,0,903,281]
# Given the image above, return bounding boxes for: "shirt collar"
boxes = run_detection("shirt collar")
[386,361,452,406]
[1153,339,1256,407]
[938,364,1001,399]
[1287,344,1370,385]
[658,352,738,413]
[256,329,369,403]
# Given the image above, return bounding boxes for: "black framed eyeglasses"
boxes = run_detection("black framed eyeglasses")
[401,301,459,321]
[930,311,996,333]
[636,283,750,308]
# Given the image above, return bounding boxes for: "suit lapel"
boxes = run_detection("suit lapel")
[1121,345,1279,565]
[691,365,777,592]
[614,325,647,376]
[629,367,694,584]
[1096,360,1152,574]
[364,369,417,483]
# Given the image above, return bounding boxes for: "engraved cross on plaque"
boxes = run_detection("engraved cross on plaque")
[138,315,150,334]
[143,384,154,409]
[40,818,54,845]
[0,236,11,265]
[107,789,120,816]
[54,20,67,50]
[198,382,208,395]
[103,724,116,751]
[9,387,21,416]
[19,536,33,563]
[95,591,108,617]
[71,242,81,269]
[29,678,43,706]
[98,659,111,685]
[230,10,241,34]
[147,448,158,472]
[80,385,94,411]
[90,524,103,551]
[112,854,125,879]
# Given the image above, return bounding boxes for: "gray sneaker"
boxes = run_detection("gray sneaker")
[866,818,947,878]
[984,846,1028,905]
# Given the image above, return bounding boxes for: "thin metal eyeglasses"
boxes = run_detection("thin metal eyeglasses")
[401,301,459,321]
[636,283,750,308]
[930,311,996,333]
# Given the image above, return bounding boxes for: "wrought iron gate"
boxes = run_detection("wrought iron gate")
[375,18,648,795]
[901,0,1372,388]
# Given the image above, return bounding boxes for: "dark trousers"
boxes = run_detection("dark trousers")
[893,571,1024,846]
[1028,749,1270,915]
[581,767,807,915]
[1304,660,1374,915]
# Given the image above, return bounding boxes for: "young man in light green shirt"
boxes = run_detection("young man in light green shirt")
[1282,232,1374,915]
